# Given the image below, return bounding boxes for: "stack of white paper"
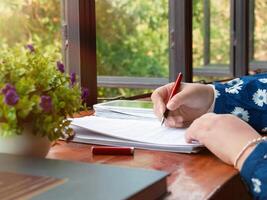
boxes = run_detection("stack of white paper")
[70,116,203,153]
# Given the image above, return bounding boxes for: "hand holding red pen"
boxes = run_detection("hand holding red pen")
[151,78,215,128]
[160,73,183,125]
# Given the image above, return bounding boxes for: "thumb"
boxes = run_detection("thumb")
[166,91,188,111]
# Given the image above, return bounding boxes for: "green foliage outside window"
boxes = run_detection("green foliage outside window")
[1,0,267,98]
[96,0,169,78]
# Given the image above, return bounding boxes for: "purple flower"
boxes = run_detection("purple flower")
[70,72,76,86]
[2,83,16,94]
[40,95,52,112]
[25,44,35,53]
[81,88,89,102]
[56,61,65,73]
[4,89,19,106]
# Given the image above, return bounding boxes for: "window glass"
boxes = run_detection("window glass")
[95,0,169,78]
[209,0,230,65]
[253,0,267,61]
[192,1,204,68]
[192,0,231,82]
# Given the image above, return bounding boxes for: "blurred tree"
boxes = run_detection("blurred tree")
[1,0,266,98]
[96,0,169,78]
[254,0,267,61]
[0,0,61,60]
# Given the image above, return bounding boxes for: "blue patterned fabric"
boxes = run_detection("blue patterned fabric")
[214,73,267,199]
[240,142,267,200]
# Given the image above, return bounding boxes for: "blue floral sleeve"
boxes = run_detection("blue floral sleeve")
[213,73,267,199]
[240,142,267,200]
[214,73,267,133]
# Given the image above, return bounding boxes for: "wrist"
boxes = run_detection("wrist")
[206,85,215,112]
[236,145,256,171]
[235,136,267,171]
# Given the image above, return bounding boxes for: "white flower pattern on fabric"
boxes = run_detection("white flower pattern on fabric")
[252,89,267,107]
[262,127,267,133]
[259,78,267,83]
[251,178,262,193]
[215,89,220,99]
[231,107,250,122]
[227,78,242,86]
[225,78,244,94]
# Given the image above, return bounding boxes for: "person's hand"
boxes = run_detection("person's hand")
[151,82,214,128]
[185,113,261,171]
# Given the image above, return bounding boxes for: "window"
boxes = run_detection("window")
[65,0,265,106]
[96,0,169,98]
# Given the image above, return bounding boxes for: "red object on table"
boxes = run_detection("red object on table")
[91,146,134,155]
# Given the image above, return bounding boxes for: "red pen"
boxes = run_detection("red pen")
[91,146,135,155]
[161,72,183,126]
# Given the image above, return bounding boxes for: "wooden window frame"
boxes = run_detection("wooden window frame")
[231,0,249,77]
[63,0,97,106]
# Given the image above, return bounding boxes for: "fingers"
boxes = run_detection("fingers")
[151,83,174,119]
[163,109,189,128]
[185,113,217,143]
[151,90,164,119]
[185,119,199,143]
[164,118,191,128]
[152,96,165,120]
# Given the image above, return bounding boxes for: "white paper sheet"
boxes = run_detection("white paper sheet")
[70,116,203,153]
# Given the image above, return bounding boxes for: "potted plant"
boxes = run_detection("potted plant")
[0,45,88,157]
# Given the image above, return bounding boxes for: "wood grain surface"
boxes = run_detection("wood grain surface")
[47,141,252,200]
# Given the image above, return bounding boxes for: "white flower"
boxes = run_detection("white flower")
[262,127,267,133]
[251,178,261,193]
[231,107,250,122]
[215,89,220,99]
[225,79,243,94]
[259,78,267,83]
[252,89,267,107]
[225,84,243,94]
[227,78,243,86]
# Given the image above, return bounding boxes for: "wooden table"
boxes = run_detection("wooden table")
[47,141,252,200]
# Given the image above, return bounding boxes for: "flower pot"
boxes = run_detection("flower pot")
[0,123,51,158]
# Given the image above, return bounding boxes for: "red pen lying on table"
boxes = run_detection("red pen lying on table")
[91,146,135,155]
